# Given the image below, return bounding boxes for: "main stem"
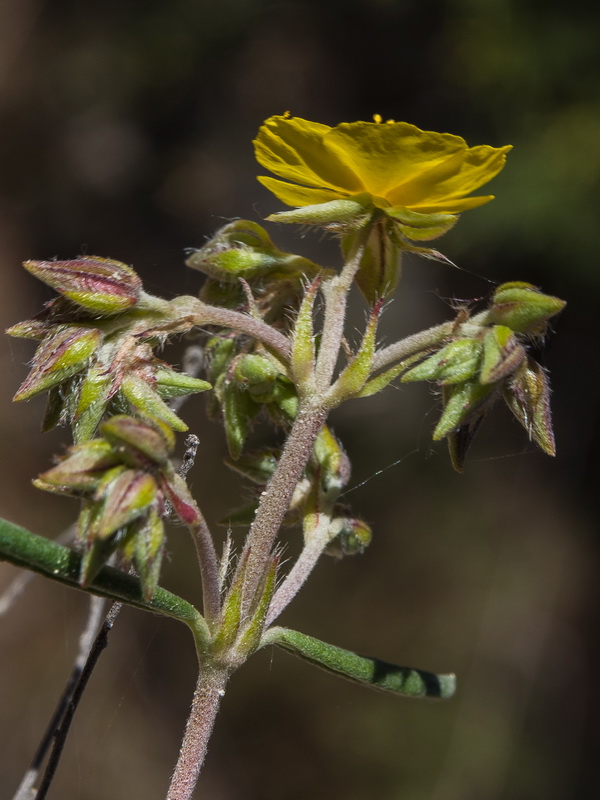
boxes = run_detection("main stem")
[166,664,229,800]
[238,401,329,612]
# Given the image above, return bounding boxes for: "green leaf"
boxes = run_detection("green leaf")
[0,517,208,645]
[261,627,455,700]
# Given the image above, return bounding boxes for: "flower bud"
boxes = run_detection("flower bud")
[402,339,482,385]
[13,326,102,401]
[23,256,142,315]
[234,354,281,400]
[186,220,319,283]
[490,282,566,334]
[89,470,158,541]
[34,439,121,494]
[100,414,175,467]
[326,516,372,557]
[314,427,351,492]
[504,358,555,455]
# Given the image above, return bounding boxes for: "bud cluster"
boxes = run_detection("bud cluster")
[401,282,565,470]
[34,415,201,599]
[8,257,211,442]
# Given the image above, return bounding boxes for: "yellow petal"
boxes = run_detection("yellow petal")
[257,176,346,207]
[387,145,512,208]
[325,121,468,198]
[254,115,364,196]
[408,195,495,214]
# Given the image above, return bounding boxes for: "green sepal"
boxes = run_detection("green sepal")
[261,627,455,700]
[34,439,121,495]
[154,368,211,399]
[480,325,526,385]
[266,194,373,229]
[384,206,458,242]
[42,384,71,432]
[129,507,166,601]
[402,339,482,385]
[313,426,350,493]
[234,354,282,400]
[73,366,113,442]
[267,378,298,422]
[433,381,496,440]
[88,470,158,541]
[101,414,175,466]
[446,414,486,473]
[120,373,189,432]
[186,220,320,284]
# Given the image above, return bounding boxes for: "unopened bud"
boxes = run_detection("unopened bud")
[187,220,319,283]
[34,439,120,494]
[326,517,372,557]
[90,470,158,541]
[23,256,142,315]
[101,414,175,466]
[490,282,566,334]
[13,326,101,401]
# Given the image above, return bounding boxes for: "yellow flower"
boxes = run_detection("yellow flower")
[254,115,512,215]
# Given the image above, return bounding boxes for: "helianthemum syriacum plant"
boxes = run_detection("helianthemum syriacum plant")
[0,113,564,800]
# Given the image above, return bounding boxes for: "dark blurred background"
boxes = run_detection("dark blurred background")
[0,1,598,798]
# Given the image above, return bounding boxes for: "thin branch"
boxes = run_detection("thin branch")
[187,513,221,627]
[266,521,331,626]
[371,320,453,373]
[35,601,123,800]
[11,594,109,800]
[315,238,366,390]
[172,296,291,364]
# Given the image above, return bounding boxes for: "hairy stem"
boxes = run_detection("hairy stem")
[266,520,331,626]
[188,514,221,627]
[166,665,229,800]
[237,401,328,614]
[172,296,292,364]
[315,241,365,390]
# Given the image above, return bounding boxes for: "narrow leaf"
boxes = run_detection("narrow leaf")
[262,627,455,700]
